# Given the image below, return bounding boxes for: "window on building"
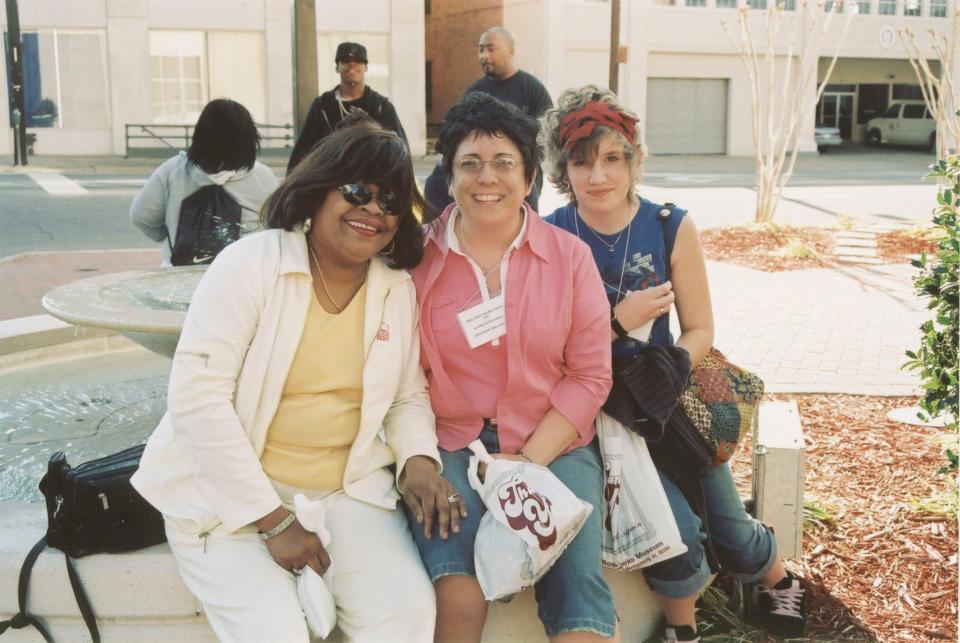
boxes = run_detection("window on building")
[747,0,767,8]
[150,31,206,124]
[685,0,707,6]
[856,0,870,13]
[878,0,896,14]
[4,29,110,129]
[893,84,926,100]
[902,104,925,118]
[824,0,844,12]
[716,0,738,7]
[903,0,922,15]
[149,31,266,126]
[930,0,948,16]
[425,61,432,113]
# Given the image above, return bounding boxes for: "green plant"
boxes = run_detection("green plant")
[905,152,960,472]
[803,495,836,530]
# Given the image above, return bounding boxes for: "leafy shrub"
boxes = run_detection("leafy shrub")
[905,153,959,471]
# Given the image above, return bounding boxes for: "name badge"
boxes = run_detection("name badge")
[457,295,507,349]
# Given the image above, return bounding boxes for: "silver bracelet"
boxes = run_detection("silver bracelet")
[259,512,296,541]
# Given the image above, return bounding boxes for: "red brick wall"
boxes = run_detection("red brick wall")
[425,0,504,130]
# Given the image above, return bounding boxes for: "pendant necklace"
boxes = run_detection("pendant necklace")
[308,243,350,313]
[573,206,633,305]
[575,206,627,255]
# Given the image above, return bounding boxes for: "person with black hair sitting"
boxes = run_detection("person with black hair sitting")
[409,92,618,642]
[130,98,278,266]
[132,115,457,641]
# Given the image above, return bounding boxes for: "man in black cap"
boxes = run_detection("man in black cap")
[287,41,407,172]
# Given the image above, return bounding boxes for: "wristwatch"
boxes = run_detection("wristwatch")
[610,307,629,339]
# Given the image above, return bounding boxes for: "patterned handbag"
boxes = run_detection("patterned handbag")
[678,348,764,464]
[657,203,764,464]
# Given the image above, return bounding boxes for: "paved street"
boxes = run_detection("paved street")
[0,148,935,396]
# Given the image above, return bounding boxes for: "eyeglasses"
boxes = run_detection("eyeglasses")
[453,157,520,174]
[338,184,400,216]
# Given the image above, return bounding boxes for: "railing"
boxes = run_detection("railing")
[124,122,294,156]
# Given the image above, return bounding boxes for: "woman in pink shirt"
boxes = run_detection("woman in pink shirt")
[408,93,618,642]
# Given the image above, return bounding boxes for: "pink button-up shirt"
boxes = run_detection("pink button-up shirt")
[411,204,612,456]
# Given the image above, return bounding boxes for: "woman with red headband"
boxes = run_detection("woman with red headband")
[543,86,806,643]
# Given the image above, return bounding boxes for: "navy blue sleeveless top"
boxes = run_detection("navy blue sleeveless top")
[545,198,685,359]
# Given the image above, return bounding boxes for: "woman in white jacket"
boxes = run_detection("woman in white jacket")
[132,116,462,642]
[129,98,279,266]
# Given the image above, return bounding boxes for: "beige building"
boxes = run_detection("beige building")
[0,0,429,156]
[427,0,959,155]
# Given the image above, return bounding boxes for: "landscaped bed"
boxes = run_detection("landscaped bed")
[692,225,955,640]
[706,394,957,642]
[698,226,938,271]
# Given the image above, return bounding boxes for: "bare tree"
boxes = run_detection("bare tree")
[722,2,852,224]
[900,8,960,162]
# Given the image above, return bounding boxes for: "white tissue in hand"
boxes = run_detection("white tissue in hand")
[293,493,336,639]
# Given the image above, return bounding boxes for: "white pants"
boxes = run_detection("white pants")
[164,493,435,642]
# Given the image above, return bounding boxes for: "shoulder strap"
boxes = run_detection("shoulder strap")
[657,202,680,282]
[0,537,54,642]
[0,535,101,643]
[64,552,101,642]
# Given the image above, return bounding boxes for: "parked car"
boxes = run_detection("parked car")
[866,101,936,151]
[814,124,843,152]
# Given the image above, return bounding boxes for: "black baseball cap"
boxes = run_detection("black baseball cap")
[335,42,368,63]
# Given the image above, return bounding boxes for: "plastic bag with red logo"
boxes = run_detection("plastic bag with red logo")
[466,440,593,601]
[596,412,687,570]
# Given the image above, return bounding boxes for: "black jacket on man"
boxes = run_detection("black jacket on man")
[288,85,406,172]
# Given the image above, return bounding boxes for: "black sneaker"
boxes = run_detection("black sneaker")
[661,624,700,643]
[755,571,807,638]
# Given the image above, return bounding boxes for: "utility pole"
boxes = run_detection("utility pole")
[608,0,621,94]
[5,0,28,165]
[292,0,319,136]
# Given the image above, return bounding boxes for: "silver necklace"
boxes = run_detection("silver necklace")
[575,206,627,255]
[573,207,632,305]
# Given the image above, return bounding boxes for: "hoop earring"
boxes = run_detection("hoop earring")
[303,217,312,233]
[381,239,396,257]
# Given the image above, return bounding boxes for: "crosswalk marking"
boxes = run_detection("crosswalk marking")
[27,172,88,195]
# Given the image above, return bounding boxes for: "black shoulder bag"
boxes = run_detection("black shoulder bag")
[0,444,166,642]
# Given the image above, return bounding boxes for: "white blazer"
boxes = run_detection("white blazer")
[132,227,440,534]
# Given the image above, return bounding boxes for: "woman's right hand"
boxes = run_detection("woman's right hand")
[259,509,331,576]
[614,281,674,332]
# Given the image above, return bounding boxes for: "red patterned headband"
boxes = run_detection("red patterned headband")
[557,100,638,152]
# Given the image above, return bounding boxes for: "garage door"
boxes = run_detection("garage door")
[646,79,727,154]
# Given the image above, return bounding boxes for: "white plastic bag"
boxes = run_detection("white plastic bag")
[596,413,687,570]
[466,440,592,601]
[292,493,337,639]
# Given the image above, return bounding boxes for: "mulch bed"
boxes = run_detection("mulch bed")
[876,231,940,263]
[725,394,957,642]
[699,227,937,272]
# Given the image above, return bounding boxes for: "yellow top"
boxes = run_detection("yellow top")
[261,283,366,490]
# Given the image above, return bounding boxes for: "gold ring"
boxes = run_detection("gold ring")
[447,492,462,504]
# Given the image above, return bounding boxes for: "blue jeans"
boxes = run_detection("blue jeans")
[407,428,616,638]
[642,462,777,598]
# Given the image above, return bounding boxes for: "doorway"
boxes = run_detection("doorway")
[819,91,855,140]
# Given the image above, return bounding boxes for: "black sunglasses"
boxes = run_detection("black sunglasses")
[338,184,400,216]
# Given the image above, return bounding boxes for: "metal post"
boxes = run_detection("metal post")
[6,0,28,165]
[291,0,319,136]
[608,0,621,94]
